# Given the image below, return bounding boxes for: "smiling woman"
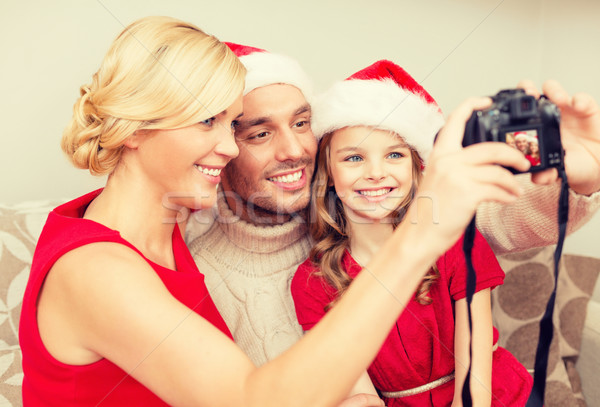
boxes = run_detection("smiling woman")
[19,16,251,406]
[123,103,242,210]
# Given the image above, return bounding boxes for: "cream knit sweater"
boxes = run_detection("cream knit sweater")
[188,195,312,366]
[188,178,600,366]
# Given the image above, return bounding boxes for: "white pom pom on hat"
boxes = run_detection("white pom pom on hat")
[225,42,313,102]
[311,60,445,164]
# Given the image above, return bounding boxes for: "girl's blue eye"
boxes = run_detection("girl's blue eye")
[388,152,404,159]
[345,155,362,162]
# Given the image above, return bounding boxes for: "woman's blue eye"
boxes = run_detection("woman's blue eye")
[388,152,404,159]
[201,117,215,126]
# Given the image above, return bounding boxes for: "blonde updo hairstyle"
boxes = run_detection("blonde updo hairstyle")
[62,16,246,175]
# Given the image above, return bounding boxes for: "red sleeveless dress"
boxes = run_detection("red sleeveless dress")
[19,190,232,406]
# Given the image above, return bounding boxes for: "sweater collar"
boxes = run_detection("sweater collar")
[215,191,309,253]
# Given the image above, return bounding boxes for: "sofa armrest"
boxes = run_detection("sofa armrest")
[0,200,60,407]
[577,277,600,403]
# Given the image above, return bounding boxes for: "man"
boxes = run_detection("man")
[514,131,532,155]
[187,44,600,369]
[187,43,317,368]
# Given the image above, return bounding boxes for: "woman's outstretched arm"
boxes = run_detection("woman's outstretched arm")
[37,97,529,407]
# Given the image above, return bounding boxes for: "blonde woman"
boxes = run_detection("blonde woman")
[19,16,529,407]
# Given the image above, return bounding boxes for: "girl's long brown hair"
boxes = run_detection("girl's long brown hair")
[309,131,439,308]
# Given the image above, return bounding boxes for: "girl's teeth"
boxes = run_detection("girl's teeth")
[359,188,391,197]
[269,170,302,183]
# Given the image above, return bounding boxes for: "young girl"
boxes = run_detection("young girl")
[527,136,541,166]
[19,17,529,407]
[291,60,533,406]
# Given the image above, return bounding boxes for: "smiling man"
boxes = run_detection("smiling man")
[220,82,316,225]
[187,44,318,368]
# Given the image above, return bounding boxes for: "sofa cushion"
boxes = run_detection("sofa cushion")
[0,201,58,407]
[494,247,600,407]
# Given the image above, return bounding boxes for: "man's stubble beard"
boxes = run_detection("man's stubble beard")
[220,167,311,225]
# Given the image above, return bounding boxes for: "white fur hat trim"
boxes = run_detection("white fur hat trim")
[239,52,313,101]
[311,78,445,163]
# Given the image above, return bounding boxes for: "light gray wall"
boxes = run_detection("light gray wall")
[1,0,598,255]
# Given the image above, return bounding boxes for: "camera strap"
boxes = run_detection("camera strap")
[461,169,570,407]
[460,215,478,407]
[526,168,570,406]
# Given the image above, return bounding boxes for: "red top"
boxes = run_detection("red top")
[526,154,541,167]
[19,190,232,406]
[292,230,532,406]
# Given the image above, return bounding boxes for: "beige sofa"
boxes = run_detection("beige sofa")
[1,200,599,407]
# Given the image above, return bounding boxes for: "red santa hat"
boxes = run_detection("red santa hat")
[310,60,445,163]
[513,131,529,140]
[225,42,313,101]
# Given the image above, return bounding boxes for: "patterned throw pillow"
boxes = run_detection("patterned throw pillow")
[0,201,58,407]
[494,247,600,407]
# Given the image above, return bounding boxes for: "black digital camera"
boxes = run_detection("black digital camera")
[462,88,564,173]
